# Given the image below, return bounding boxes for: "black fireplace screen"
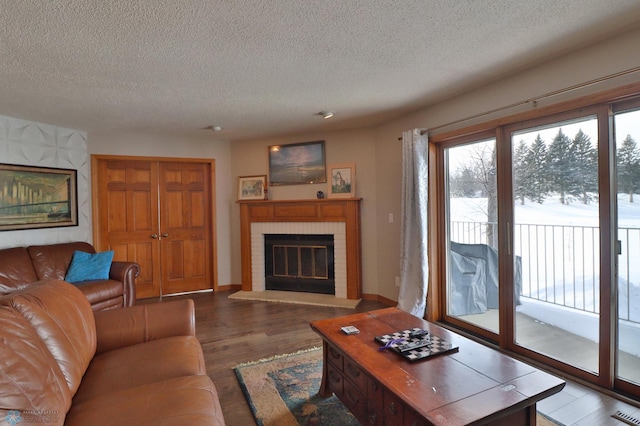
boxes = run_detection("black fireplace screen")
[265,234,335,294]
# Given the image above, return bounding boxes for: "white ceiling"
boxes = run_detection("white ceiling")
[2,1,640,142]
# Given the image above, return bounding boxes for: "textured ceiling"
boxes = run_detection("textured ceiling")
[1,1,640,142]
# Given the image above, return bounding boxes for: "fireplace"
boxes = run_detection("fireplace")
[250,221,346,297]
[264,234,335,294]
[239,199,362,300]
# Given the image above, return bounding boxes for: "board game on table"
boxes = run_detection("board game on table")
[375,327,459,361]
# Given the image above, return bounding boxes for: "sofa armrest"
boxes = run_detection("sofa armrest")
[109,261,140,307]
[93,298,196,355]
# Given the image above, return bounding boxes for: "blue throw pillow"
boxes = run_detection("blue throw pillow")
[65,250,114,283]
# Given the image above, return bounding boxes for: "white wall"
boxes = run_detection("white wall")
[0,114,90,248]
[87,131,233,286]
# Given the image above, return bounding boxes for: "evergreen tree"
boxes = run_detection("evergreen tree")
[513,139,528,205]
[546,129,573,204]
[568,129,597,204]
[617,134,640,203]
[523,134,548,204]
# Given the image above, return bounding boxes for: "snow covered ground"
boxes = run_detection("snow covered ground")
[449,194,640,355]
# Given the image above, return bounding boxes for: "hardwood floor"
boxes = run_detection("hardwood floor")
[141,290,640,426]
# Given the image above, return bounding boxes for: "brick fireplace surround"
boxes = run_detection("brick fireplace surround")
[238,198,362,300]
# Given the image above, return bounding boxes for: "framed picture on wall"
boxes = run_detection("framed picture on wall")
[0,163,78,231]
[328,163,356,198]
[238,175,267,200]
[268,140,326,185]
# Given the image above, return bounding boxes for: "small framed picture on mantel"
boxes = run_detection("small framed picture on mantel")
[238,175,267,200]
[328,163,356,198]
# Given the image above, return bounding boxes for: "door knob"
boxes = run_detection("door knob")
[151,234,158,239]
[162,233,169,238]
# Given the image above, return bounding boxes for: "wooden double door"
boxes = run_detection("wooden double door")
[92,156,216,299]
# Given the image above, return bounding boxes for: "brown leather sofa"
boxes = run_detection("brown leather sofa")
[0,241,139,310]
[0,280,225,425]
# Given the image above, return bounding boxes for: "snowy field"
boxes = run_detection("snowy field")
[450,193,640,227]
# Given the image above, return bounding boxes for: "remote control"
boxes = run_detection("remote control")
[396,338,430,353]
[341,325,360,335]
[409,329,429,339]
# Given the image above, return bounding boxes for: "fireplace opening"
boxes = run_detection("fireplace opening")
[264,234,335,294]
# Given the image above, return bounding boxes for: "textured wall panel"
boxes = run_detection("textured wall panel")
[0,114,90,248]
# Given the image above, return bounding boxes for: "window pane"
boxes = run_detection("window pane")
[273,246,287,276]
[314,247,328,278]
[513,116,600,373]
[614,108,640,385]
[286,247,298,276]
[300,247,313,277]
[445,138,499,333]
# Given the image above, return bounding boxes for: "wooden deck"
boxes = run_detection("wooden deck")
[459,308,640,385]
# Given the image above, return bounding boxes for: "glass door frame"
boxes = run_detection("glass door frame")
[431,99,639,398]
[501,105,615,389]
[612,97,640,397]
[437,130,501,343]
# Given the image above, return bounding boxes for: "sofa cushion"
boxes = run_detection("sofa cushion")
[65,375,225,426]
[73,335,207,404]
[0,305,71,421]
[27,242,96,281]
[0,247,39,293]
[65,250,114,283]
[1,281,97,396]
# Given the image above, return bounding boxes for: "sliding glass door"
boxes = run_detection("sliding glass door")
[437,96,640,398]
[444,136,499,335]
[511,115,600,373]
[614,105,640,389]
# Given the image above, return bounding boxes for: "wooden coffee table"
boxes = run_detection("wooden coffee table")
[310,307,565,426]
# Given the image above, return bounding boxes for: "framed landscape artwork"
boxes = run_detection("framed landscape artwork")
[238,175,267,200]
[0,163,78,231]
[328,163,356,198]
[268,140,326,185]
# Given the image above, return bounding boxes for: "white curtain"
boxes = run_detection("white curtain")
[397,129,429,317]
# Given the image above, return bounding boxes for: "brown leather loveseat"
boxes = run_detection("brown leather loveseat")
[0,280,225,425]
[0,241,139,310]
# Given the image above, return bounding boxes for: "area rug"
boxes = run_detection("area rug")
[233,347,562,426]
[228,290,361,309]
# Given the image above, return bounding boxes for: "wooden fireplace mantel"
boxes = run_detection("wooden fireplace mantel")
[239,198,362,299]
